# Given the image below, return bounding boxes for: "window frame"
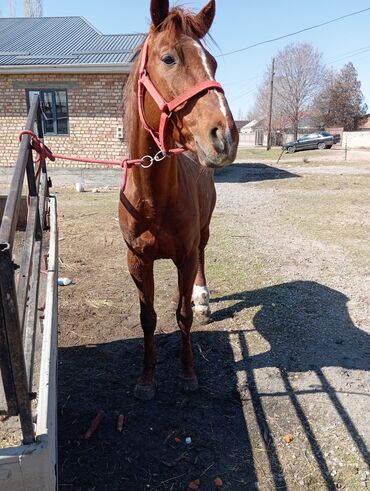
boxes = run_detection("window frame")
[26,88,70,136]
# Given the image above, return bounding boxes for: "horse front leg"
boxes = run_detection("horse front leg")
[193,227,211,324]
[127,250,157,400]
[176,251,199,391]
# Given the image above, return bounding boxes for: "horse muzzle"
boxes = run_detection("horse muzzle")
[195,126,238,168]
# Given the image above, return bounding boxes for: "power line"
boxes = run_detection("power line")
[230,86,258,103]
[217,7,370,58]
[328,45,370,65]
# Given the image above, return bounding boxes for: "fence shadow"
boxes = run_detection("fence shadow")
[215,163,300,184]
[212,281,370,490]
[58,281,369,490]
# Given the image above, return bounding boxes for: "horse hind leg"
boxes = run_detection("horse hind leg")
[127,250,157,400]
[192,231,211,325]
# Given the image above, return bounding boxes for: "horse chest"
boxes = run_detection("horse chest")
[124,205,198,260]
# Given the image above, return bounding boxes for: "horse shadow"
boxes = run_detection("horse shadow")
[212,281,370,372]
[58,281,369,490]
[214,163,300,184]
[58,328,257,491]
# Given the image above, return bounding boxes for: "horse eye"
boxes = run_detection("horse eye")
[161,54,176,65]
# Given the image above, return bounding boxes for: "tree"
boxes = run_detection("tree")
[24,0,43,17]
[251,43,326,139]
[314,62,367,131]
[9,0,16,17]
[237,108,249,121]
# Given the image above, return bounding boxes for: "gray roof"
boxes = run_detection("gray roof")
[0,17,145,67]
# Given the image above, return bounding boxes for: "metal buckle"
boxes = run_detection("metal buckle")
[140,149,170,168]
[154,150,168,162]
[140,155,154,168]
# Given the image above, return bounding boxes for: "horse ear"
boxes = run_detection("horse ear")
[150,0,170,28]
[194,0,216,38]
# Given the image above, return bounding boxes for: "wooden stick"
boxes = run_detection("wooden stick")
[84,410,105,439]
[117,414,124,432]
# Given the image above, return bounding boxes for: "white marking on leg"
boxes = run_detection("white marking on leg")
[192,284,210,305]
[192,285,210,315]
[192,40,228,118]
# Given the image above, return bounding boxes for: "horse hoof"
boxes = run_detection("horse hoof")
[134,383,156,401]
[180,375,199,392]
[194,305,211,325]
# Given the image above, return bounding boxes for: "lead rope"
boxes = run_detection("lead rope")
[19,130,170,191]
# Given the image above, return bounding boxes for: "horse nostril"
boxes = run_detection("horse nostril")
[209,126,225,152]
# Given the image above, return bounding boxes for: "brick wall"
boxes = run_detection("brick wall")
[0,73,129,167]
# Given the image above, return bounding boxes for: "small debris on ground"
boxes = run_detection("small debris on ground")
[117,414,124,432]
[214,477,223,487]
[58,277,74,286]
[283,434,294,444]
[187,479,200,490]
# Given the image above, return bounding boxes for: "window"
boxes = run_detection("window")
[27,89,69,135]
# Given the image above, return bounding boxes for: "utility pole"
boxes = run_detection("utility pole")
[266,58,275,151]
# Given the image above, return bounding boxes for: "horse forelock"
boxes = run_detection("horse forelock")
[151,6,207,40]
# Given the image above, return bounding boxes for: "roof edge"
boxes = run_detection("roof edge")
[0,63,132,74]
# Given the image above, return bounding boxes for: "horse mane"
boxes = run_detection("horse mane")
[122,5,209,146]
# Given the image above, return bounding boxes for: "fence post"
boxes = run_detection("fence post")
[0,289,18,416]
[0,244,34,443]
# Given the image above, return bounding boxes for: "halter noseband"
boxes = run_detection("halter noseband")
[138,37,225,156]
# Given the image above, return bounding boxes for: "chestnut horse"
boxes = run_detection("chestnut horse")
[119,0,238,400]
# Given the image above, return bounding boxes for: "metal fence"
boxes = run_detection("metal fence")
[0,95,51,444]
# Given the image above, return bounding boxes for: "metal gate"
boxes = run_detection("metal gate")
[0,95,58,490]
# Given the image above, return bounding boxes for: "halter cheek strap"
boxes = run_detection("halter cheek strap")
[137,37,225,155]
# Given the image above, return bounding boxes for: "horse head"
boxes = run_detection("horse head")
[141,0,238,168]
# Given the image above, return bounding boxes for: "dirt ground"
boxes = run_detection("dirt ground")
[2,148,368,490]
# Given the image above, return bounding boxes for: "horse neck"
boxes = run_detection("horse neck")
[128,116,178,202]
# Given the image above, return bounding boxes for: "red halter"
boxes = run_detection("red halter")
[138,37,224,155]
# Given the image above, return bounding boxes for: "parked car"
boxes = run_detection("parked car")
[282,131,341,153]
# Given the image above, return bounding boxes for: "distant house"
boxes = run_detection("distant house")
[234,120,249,132]
[239,119,265,146]
[0,17,145,166]
[275,111,318,137]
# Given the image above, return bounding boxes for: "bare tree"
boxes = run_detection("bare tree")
[24,0,42,17]
[9,0,16,17]
[311,68,336,129]
[313,62,367,131]
[249,62,284,134]
[251,43,326,139]
[237,108,249,121]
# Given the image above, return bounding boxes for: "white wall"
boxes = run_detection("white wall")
[342,131,370,149]
[238,133,267,147]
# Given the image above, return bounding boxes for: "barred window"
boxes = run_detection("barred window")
[27,89,69,136]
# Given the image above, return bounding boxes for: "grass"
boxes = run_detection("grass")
[236,147,284,160]
[236,146,345,162]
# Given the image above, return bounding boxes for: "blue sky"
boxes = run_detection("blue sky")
[3,1,370,119]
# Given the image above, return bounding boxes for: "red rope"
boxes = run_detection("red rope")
[19,130,144,191]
